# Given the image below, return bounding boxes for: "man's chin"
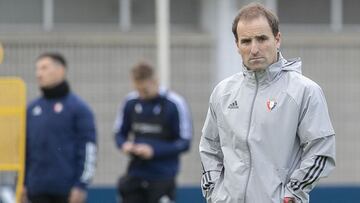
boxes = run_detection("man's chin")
[246,65,267,71]
[39,83,56,89]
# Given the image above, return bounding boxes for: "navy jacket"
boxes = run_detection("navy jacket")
[26,92,97,196]
[114,88,192,180]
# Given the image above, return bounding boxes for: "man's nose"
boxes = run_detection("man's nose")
[36,69,44,80]
[250,42,259,55]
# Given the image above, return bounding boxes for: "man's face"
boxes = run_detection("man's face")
[132,78,158,100]
[36,57,65,88]
[236,16,281,71]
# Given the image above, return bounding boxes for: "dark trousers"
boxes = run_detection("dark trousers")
[117,175,175,203]
[28,194,68,203]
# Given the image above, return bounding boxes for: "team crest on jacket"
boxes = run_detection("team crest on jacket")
[266,99,277,111]
[54,102,63,113]
[135,103,143,114]
[153,104,162,115]
[32,105,42,116]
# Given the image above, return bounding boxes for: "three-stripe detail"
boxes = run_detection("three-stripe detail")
[291,156,327,191]
[202,170,214,191]
[80,142,97,183]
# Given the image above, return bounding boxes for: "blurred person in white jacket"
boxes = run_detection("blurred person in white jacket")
[199,3,335,203]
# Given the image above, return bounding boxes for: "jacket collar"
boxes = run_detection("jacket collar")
[41,80,70,99]
[242,52,289,87]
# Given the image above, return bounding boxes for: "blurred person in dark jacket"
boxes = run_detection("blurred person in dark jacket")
[113,61,193,203]
[23,53,97,203]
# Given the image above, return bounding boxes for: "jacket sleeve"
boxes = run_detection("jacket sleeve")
[199,100,224,199]
[147,97,193,159]
[285,84,336,202]
[113,100,132,148]
[145,138,191,159]
[74,102,97,190]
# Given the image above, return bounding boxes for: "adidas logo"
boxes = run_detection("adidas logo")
[228,100,239,109]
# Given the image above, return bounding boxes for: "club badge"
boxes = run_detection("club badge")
[54,102,63,113]
[266,99,277,111]
[135,103,143,114]
[153,104,162,115]
[32,105,42,116]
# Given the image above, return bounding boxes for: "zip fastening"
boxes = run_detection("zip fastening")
[243,72,259,203]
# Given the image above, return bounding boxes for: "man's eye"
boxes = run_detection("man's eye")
[257,36,268,42]
[240,39,251,44]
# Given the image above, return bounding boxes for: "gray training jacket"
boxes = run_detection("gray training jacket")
[200,53,336,203]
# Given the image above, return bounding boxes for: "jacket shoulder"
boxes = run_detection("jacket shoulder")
[27,97,42,110]
[210,73,244,103]
[122,91,139,108]
[164,90,188,113]
[286,71,325,107]
[66,93,94,114]
[165,90,187,106]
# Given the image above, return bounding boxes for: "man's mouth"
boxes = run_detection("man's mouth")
[250,57,264,60]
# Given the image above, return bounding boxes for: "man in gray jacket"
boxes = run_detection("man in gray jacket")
[199,3,335,203]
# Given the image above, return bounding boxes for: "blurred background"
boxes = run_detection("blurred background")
[0,0,359,202]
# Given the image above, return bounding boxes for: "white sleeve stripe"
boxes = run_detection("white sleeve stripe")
[80,142,97,183]
[167,92,192,140]
[113,92,139,133]
[113,107,124,133]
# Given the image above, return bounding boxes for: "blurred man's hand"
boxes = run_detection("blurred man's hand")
[284,197,295,203]
[21,187,28,203]
[121,141,135,155]
[133,143,154,159]
[69,187,87,203]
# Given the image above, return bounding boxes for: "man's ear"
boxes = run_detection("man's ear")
[57,66,67,81]
[275,32,281,49]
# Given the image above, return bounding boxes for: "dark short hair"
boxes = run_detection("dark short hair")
[37,52,67,68]
[131,61,155,81]
[232,3,279,42]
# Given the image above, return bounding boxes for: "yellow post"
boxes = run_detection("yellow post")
[0,77,26,203]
